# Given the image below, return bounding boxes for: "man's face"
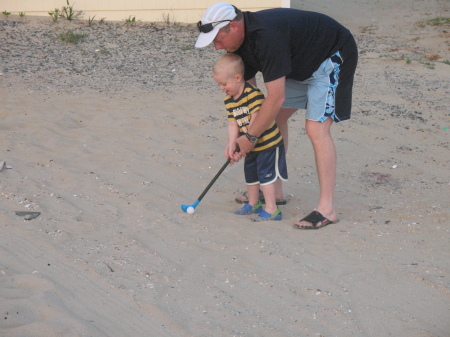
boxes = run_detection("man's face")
[213,25,242,52]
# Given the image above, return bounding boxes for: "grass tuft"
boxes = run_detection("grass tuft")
[426,17,450,26]
[59,29,87,44]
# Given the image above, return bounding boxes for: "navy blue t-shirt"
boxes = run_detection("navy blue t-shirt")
[234,8,353,83]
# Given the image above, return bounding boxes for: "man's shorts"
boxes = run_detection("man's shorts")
[282,35,358,122]
[244,144,288,186]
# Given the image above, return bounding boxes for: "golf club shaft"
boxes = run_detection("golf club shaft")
[197,158,230,202]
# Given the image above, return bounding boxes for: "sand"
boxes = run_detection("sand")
[0,1,449,336]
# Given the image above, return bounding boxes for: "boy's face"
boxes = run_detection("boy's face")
[213,70,242,97]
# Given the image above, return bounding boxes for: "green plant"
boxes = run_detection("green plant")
[426,17,450,26]
[125,15,136,26]
[99,17,106,24]
[59,29,87,44]
[49,8,60,22]
[442,60,450,65]
[379,54,408,61]
[181,45,193,51]
[2,10,11,18]
[420,61,435,70]
[60,0,75,20]
[88,15,96,26]
[19,12,25,17]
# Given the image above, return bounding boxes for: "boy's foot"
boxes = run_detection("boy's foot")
[235,191,287,205]
[251,208,282,222]
[234,201,263,215]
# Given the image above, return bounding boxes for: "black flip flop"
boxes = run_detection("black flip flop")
[293,211,338,230]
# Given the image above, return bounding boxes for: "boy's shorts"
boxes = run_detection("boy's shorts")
[244,144,288,186]
[282,35,358,123]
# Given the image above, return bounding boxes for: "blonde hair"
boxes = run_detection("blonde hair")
[212,53,245,78]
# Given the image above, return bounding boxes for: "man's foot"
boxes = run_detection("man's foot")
[293,210,339,230]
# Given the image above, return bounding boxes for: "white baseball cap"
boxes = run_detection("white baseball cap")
[195,3,238,48]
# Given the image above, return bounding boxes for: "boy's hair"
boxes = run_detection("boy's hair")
[212,53,245,77]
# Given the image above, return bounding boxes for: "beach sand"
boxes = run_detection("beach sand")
[1,1,449,336]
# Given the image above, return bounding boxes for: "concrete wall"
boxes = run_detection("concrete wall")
[2,0,290,23]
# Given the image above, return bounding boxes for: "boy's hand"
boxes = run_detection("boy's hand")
[225,144,237,164]
[225,144,242,164]
[231,151,242,164]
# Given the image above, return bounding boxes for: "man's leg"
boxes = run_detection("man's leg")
[295,117,338,226]
[273,107,297,200]
[275,107,297,152]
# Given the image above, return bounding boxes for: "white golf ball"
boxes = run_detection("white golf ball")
[187,207,195,214]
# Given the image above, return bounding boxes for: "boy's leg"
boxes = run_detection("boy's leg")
[261,182,277,215]
[260,144,287,215]
[246,183,261,207]
[274,178,284,202]
[251,145,286,222]
[243,153,260,207]
[234,155,263,215]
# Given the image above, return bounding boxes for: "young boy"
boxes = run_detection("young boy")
[212,53,288,221]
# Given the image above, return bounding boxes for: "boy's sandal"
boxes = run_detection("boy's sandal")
[293,211,339,230]
[234,201,263,215]
[235,190,287,205]
[251,208,282,222]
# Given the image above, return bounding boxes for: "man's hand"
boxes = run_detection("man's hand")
[236,135,256,157]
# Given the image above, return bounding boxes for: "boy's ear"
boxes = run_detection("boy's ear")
[235,73,243,82]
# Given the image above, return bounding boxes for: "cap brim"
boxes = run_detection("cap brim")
[195,21,230,48]
[195,31,216,48]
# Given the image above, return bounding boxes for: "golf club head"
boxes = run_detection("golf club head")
[181,200,200,212]
[181,204,191,212]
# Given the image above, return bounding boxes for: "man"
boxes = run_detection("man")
[195,3,358,229]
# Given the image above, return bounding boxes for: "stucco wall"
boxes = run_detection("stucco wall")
[2,1,290,23]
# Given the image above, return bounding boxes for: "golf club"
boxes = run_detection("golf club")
[181,157,231,212]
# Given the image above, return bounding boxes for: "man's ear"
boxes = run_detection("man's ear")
[229,21,239,32]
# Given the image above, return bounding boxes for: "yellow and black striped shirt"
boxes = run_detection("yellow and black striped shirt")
[225,83,282,152]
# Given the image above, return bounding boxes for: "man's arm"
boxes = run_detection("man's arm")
[246,77,257,86]
[236,76,286,155]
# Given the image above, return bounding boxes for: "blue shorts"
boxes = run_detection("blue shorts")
[282,35,358,123]
[244,144,288,186]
